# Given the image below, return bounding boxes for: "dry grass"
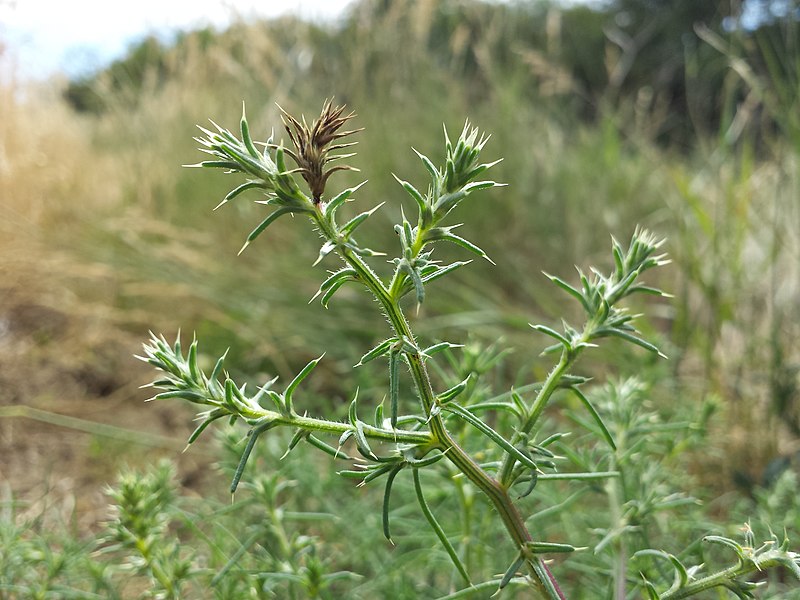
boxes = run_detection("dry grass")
[1,3,799,534]
[0,65,210,527]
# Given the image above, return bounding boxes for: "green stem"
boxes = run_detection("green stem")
[387,218,427,299]
[316,212,565,599]
[269,507,294,564]
[285,412,432,445]
[453,476,473,574]
[498,350,576,487]
[135,539,176,598]
[660,561,767,599]
[606,452,627,600]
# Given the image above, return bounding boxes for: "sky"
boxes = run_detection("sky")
[1,0,781,80]
[0,0,358,79]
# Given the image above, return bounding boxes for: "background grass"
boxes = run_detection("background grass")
[2,0,799,597]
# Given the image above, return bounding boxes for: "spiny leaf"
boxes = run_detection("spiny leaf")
[356,338,396,367]
[238,207,295,255]
[230,422,274,495]
[313,240,337,267]
[215,181,267,209]
[642,579,660,600]
[319,278,351,308]
[600,329,667,359]
[403,451,445,468]
[307,434,352,460]
[348,391,360,426]
[667,553,689,588]
[250,376,277,409]
[536,471,618,481]
[525,541,579,554]
[393,174,427,216]
[341,202,385,237]
[544,272,591,314]
[402,218,414,248]
[444,404,537,471]
[627,284,670,297]
[389,349,400,428]
[468,401,522,419]
[531,324,573,351]
[462,180,502,194]
[209,349,229,385]
[517,470,539,499]
[612,236,625,280]
[354,421,378,460]
[338,429,354,452]
[704,535,746,555]
[419,261,470,285]
[347,243,386,258]
[324,180,369,218]
[499,555,525,590]
[240,104,260,159]
[511,391,527,417]
[610,269,640,301]
[464,158,503,182]
[193,159,241,171]
[412,469,471,586]
[281,428,309,460]
[429,229,493,263]
[400,260,425,305]
[433,189,466,216]
[310,268,358,306]
[361,462,399,482]
[216,140,273,179]
[570,387,616,451]
[421,341,464,358]
[186,410,227,445]
[437,375,471,404]
[152,389,207,403]
[382,465,403,542]
[187,339,200,381]
[412,148,439,184]
[266,389,285,415]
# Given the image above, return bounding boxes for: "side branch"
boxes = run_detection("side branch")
[138,333,434,449]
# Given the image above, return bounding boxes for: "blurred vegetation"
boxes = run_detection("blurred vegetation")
[63,0,796,148]
[2,0,800,596]
[51,0,800,479]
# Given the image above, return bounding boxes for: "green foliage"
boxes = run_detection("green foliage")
[135,102,799,598]
[61,0,798,149]
[64,35,171,113]
[47,1,800,454]
[100,454,363,599]
[4,1,800,598]
[102,462,193,598]
[0,498,117,599]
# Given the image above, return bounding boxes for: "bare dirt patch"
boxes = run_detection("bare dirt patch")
[0,281,213,533]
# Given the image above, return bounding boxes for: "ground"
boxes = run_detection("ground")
[0,283,212,533]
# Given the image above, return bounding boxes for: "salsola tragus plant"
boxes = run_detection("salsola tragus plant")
[140,100,800,598]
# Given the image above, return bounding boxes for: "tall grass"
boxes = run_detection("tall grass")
[6,0,800,480]
[1,0,799,595]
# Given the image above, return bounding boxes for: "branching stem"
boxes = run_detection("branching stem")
[498,349,576,487]
[316,210,566,599]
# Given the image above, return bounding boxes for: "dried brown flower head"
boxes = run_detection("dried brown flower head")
[277,100,362,203]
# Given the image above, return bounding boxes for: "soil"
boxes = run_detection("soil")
[0,287,215,534]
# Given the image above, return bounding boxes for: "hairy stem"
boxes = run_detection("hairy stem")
[287,411,432,444]
[316,211,565,599]
[661,562,770,599]
[498,349,576,487]
[607,453,627,600]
